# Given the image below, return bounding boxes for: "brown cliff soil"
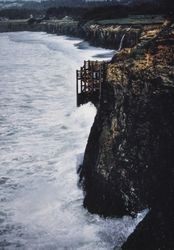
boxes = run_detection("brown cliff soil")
[80,19,174,249]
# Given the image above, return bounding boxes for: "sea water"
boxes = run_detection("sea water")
[0,32,146,250]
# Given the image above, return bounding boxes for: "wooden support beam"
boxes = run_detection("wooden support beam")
[76,60,107,107]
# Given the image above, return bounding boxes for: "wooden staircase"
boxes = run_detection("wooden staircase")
[76,60,106,106]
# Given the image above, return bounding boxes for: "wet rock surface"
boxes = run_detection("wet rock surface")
[122,205,174,250]
[81,19,174,249]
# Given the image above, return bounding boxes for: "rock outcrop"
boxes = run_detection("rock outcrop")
[122,205,174,250]
[1,16,173,249]
[80,19,174,249]
[0,19,80,36]
[81,22,141,49]
[0,18,164,50]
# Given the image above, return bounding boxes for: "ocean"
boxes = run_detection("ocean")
[0,31,146,250]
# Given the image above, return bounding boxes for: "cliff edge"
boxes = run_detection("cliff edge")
[80,19,174,249]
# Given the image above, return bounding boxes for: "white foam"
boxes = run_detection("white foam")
[0,32,147,250]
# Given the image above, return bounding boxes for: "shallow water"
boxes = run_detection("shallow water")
[0,32,146,250]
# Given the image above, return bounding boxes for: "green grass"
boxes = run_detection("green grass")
[96,15,164,25]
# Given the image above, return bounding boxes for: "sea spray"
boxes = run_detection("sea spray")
[0,31,146,250]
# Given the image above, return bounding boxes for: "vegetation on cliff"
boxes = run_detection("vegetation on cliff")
[1,1,174,248]
[80,18,174,249]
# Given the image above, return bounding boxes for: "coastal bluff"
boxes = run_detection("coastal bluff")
[0,16,164,50]
[1,16,173,249]
[80,19,174,249]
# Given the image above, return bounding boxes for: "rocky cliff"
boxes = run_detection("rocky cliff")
[0,19,80,36]
[80,19,174,249]
[0,18,164,50]
[81,22,141,49]
[1,16,173,249]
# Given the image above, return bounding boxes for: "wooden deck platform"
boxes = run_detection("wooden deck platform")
[76,60,107,106]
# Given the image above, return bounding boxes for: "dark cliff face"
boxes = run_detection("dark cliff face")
[81,23,142,49]
[0,20,80,36]
[0,19,162,51]
[122,205,174,250]
[80,20,174,248]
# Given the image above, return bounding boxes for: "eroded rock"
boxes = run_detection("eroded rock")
[80,19,174,249]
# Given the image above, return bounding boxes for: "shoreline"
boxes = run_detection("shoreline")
[1,17,173,250]
[0,16,165,50]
